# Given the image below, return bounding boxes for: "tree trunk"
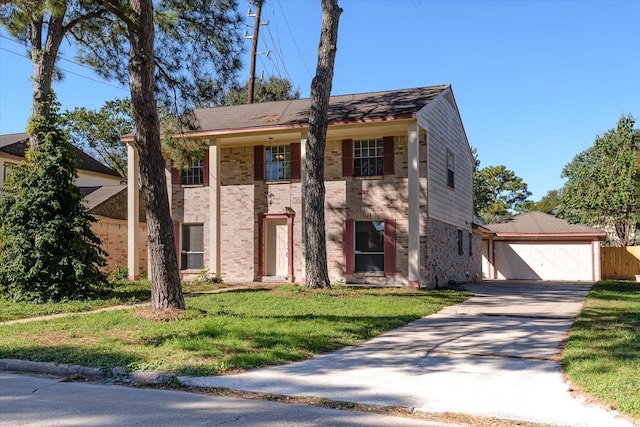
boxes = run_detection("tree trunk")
[29,11,65,150]
[303,0,342,289]
[128,0,184,310]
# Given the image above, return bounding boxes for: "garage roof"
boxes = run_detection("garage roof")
[486,211,606,239]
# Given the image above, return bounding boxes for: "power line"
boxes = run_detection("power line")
[0,46,128,92]
[275,0,312,79]
[0,34,103,75]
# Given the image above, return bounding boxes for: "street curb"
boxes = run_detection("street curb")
[0,358,104,380]
[0,358,179,386]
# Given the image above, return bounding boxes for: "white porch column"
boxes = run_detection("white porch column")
[208,139,220,275]
[127,143,140,280]
[408,123,421,288]
[300,131,307,282]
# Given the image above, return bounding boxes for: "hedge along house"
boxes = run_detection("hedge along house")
[125,85,480,288]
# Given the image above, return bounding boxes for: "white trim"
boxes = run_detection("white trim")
[127,143,140,279]
[208,139,220,275]
[408,123,420,284]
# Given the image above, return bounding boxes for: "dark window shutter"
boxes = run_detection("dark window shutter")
[171,167,180,185]
[384,219,396,275]
[342,139,353,177]
[383,136,394,175]
[203,148,210,185]
[290,142,301,180]
[343,219,354,274]
[173,220,181,268]
[254,145,264,180]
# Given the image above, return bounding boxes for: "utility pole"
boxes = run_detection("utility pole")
[246,0,263,104]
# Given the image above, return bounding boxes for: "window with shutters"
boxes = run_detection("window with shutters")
[353,139,383,177]
[355,221,385,272]
[181,223,204,270]
[181,159,204,185]
[265,144,291,181]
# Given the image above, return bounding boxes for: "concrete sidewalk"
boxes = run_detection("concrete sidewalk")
[181,281,635,427]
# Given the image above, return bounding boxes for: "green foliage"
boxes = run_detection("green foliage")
[0,96,107,303]
[474,164,532,223]
[0,1,243,117]
[557,115,636,246]
[0,279,152,322]
[217,76,302,106]
[522,189,563,214]
[62,98,134,178]
[471,146,491,217]
[562,281,640,419]
[195,267,224,284]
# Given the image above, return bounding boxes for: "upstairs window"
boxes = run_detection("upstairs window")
[181,159,204,185]
[447,151,455,188]
[265,145,291,181]
[354,139,384,177]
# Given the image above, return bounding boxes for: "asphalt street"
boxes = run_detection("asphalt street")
[0,372,458,427]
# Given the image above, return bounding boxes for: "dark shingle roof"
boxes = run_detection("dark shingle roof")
[487,211,605,236]
[0,133,122,178]
[189,85,451,133]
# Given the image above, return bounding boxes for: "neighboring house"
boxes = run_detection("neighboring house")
[125,84,480,288]
[482,211,606,281]
[0,133,125,187]
[0,132,145,274]
[83,185,148,275]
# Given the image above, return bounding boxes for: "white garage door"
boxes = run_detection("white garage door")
[494,241,594,281]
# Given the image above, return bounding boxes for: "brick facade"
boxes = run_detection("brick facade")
[92,217,148,276]
[168,135,482,287]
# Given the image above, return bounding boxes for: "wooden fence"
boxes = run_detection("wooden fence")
[601,246,640,280]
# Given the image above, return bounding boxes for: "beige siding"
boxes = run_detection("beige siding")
[417,89,474,231]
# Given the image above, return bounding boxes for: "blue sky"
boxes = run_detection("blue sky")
[0,0,638,200]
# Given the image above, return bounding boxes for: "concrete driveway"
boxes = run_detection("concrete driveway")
[182,281,635,427]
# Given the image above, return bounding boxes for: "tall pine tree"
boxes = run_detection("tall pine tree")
[0,95,106,303]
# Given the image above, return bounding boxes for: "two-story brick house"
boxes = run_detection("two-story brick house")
[126,84,481,288]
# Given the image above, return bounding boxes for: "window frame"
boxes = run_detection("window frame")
[354,220,385,273]
[181,223,204,270]
[181,159,204,185]
[457,229,464,255]
[353,138,384,178]
[447,150,455,189]
[265,144,291,181]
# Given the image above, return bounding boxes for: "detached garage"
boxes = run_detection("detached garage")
[482,211,606,281]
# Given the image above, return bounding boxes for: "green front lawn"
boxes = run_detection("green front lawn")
[0,279,235,322]
[562,280,640,420]
[0,285,470,376]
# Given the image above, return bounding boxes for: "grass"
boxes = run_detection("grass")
[562,280,640,420]
[0,279,234,322]
[0,285,470,377]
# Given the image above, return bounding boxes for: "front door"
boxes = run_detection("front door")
[266,220,288,276]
